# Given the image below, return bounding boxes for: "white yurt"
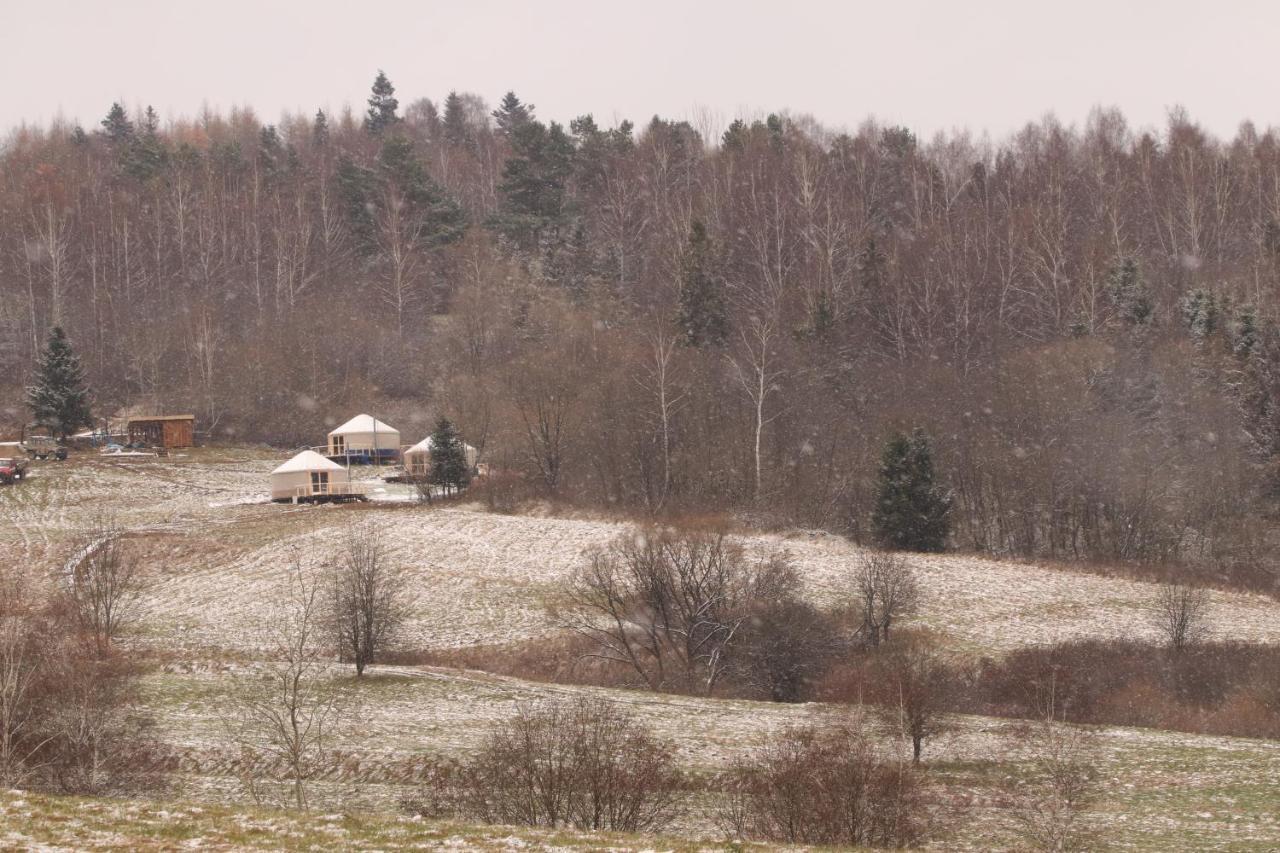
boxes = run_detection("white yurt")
[270,450,350,501]
[402,435,479,476]
[327,414,400,463]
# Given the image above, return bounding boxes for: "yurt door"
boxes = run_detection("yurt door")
[331,435,345,456]
[311,471,330,495]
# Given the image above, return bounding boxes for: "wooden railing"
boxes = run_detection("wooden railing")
[285,482,370,502]
[310,445,400,464]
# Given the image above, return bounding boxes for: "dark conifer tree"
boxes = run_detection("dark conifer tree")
[493,120,575,250]
[100,102,134,144]
[378,135,466,246]
[364,70,400,135]
[442,91,471,147]
[871,429,951,552]
[1108,257,1153,327]
[335,154,378,249]
[428,417,471,494]
[676,221,727,347]
[26,327,93,440]
[721,118,749,151]
[312,109,330,148]
[492,91,534,136]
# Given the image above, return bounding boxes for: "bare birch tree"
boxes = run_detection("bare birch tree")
[728,314,784,501]
[228,559,344,810]
[634,327,686,510]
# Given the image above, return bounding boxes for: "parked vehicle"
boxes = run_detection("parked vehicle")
[22,433,67,460]
[0,456,27,484]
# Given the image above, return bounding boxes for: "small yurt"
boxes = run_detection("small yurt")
[327,414,400,463]
[270,450,350,501]
[402,436,479,476]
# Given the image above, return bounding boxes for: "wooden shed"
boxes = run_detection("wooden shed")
[126,415,195,448]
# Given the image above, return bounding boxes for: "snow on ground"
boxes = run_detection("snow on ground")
[7,451,1280,849]
[139,663,1280,850]
[6,451,1280,655]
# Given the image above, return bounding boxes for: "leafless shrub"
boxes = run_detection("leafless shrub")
[856,550,920,646]
[65,515,146,652]
[0,571,51,787]
[564,526,790,694]
[719,716,928,848]
[409,474,434,504]
[327,526,411,677]
[446,697,682,831]
[227,560,346,810]
[40,639,145,794]
[0,570,150,794]
[735,564,842,701]
[1004,706,1101,852]
[1149,580,1211,651]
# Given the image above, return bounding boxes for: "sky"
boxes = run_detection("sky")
[3,0,1278,142]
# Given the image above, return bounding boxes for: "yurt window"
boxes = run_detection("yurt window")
[332,435,346,454]
[311,471,329,494]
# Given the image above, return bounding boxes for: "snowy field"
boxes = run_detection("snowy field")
[6,450,1280,849]
[7,451,1279,655]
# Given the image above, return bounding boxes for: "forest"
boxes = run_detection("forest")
[3,72,1280,580]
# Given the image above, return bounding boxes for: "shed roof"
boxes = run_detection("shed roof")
[127,414,195,424]
[272,450,344,475]
[329,414,398,435]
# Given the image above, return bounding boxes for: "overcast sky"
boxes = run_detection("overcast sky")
[4,0,1277,142]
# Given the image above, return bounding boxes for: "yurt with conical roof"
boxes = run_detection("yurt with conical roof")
[402,435,479,476]
[326,414,400,463]
[270,450,351,502]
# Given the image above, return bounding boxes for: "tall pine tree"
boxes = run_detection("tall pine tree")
[492,91,534,136]
[492,119,576,251]
[871,428,951,552]
[676,221,728,347]
[428,417,471,494]
[442,91,471,147]
[27,327,93,440]
[364,70,400,135]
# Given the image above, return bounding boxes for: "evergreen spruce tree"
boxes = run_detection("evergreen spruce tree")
[721,118,749,152]
[492,119,576,250]
[26,327,92,440]
[377,135,466,246]
[364,70,400,135]
[1180,289,1219,341]
[676,221,728,347]
[1107,257,1153,327]
[100,102,134,145]
[1235,306,1259,359]
[491,90,534,136]
[312,109,330,148]
[127,105,168,181]
[258,125,286,186]
[427,417,471,494]
[442,91,471,147]
[871,428,951,552]
[336,137,466,256]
